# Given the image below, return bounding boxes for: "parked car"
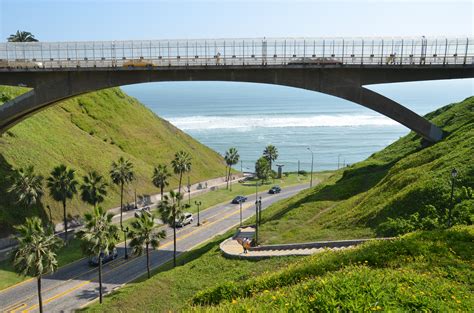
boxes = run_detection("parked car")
[232,195,248,204]
[269,186,282,194]
[89,248,118,266]
[175,212,193,227]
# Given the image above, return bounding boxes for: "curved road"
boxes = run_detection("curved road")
[0,183,308,312]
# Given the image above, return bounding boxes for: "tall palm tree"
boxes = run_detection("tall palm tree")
[171,151,192,199]
[152,164,172,200]
[7,30,39,42]
[77,206,119,304]
[158,190,183,267]
[8,166,44,207]
[128,211,166,278]
[263,145,279,171]
[110,157,134,227]
[80,171,108,208]
[224,147,240,191]
[47,165,78,243]
[13,217,62,313]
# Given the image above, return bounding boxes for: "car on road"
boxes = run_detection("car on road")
[175,212,193,227]
[232,195,248,204]
[88,248,118,266]
[269,186,282,194]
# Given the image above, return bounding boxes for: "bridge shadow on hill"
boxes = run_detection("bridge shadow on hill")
[0,154,48,236]
[262,162,395,224]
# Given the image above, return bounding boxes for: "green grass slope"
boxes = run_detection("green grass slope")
[0,86,226,234]
[192,226,473,312]
[258,96,474,243]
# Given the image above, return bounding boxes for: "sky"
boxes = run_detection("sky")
[1,0,473,41]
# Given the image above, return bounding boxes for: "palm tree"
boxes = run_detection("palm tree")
[8,166,44,208]
[128,211,166,278]
[263,145,279,171]
[158,190,183,267]
[171,151,192,199]
[47,165,78,243]
[7,30,39,42]
[110,157,134,227]
[77,206,119,304]
[13,217,62,313]
[80,171,108,208]
[152,164,172,200]
[224,148,240,191]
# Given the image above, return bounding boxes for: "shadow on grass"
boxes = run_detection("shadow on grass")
[261,162,395,224]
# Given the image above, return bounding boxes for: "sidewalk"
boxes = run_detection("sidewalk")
[0,173,246,260]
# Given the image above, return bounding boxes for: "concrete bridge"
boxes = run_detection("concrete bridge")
[0,37,473,142]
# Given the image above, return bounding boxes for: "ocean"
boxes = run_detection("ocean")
[122,79,473,172]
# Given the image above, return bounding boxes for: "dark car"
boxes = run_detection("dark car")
[269,186,282,194]
[88,248,118,266]
[232,195,248,204]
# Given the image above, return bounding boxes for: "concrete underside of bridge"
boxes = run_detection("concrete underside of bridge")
[0,65,473,142]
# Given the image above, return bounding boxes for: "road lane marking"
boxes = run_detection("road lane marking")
[15,187,308,311]
[21,280,91,312]
[4,302,26,313]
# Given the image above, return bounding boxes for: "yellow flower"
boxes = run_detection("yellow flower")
[456,300,461,304]
[272,296,277,301]
[264,290,270,293]
[232,299,237,304]
[451,295,457,300]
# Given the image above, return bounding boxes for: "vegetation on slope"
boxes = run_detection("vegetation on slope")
[258,96,474,243]
[192,226,473,312]
[0,86,226,234]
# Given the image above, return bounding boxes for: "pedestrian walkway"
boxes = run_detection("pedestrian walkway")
[220,227,390,259]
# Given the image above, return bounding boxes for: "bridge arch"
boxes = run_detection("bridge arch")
[1,66,466,142]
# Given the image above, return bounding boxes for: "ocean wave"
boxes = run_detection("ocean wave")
[167,115,399,130]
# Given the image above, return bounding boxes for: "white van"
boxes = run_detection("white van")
[175,212,193,227]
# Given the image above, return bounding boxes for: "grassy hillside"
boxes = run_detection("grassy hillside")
[192,226,473,312]
[258,96,474,243]
[0,86,226,234]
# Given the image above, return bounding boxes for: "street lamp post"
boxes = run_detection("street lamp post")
[239,199,243,226]
[448,168,458,227]
[122,226,129,259]
[255,197,261,246]
[187,176,191,206]
[258,196,262,226]
[307,147,314,188]
[195,200,202,226]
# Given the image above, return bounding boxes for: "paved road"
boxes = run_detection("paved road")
[0,184,308,312]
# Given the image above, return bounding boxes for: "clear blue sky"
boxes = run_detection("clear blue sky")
[0,0,472,41]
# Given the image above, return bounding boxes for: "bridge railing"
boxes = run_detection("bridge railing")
[0,37,472,69]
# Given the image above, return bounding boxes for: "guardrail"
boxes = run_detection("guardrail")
[0,37,472,69]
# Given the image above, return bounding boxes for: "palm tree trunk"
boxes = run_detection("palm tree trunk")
[228,166,232,191]
[99,255,103,303]
[178,173,183,196]
[160,186,164,201]
[120,182,124,227]
[225,165,229,189]
[37,275,43,313]
[173,206,177,267]
[146,243,150,278]
[63,200,68,244]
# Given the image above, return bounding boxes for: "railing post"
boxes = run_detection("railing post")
[380,39,384,65]
[322,39,325,58]
[342,39,344,64]
[303,40,306,63]
[463,38,469,65]
[443,38,448,65]
[283,39,286,65]
[242,40,245,65]
[400,39,404,65]
[361,39,364,65]
[205,40,207,66]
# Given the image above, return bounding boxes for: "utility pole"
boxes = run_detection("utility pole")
[195,201,202,226]
[307,147,314,188]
